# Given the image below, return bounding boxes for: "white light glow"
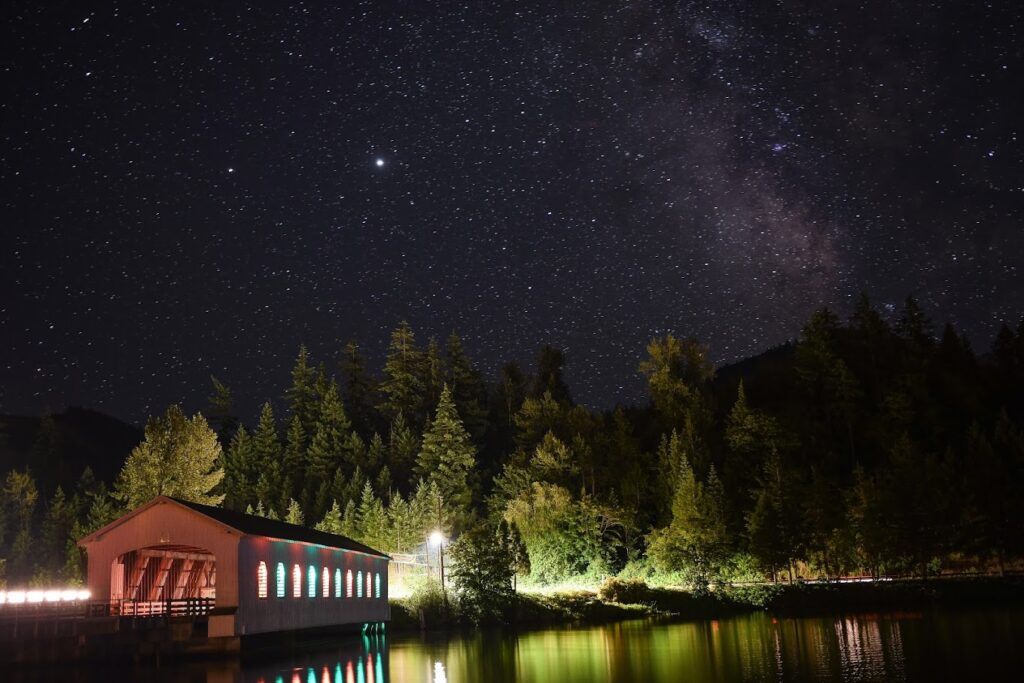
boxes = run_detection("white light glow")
[375,158,385,167]
[0,588,90,607]
[429,530,445,546]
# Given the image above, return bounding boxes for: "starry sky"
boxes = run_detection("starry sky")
[2,2,1022,424]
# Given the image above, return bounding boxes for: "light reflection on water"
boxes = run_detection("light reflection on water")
[10,610,1024,682]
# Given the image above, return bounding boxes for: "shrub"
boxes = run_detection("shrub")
[598,577,652,604]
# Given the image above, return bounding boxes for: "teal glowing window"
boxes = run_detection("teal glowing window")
[307,565,316,598]
[276,563,286,598]
[356,571,363,598]
[375,572,381,598]
[334,568,342,598]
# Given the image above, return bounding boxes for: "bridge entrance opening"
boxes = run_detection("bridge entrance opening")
[110,545,215,616]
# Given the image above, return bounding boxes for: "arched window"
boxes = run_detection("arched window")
[322,567,330,597]
[356,571,363,598]
[334,568,342,598]
[257,561,268,599]
[365,571,372,599]
[307,565,317,598]
[346,569,353,598]
[375,572,381,599]
[276,563,286,598]
[292,564,302,598]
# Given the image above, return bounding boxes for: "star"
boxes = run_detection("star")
[375,158,385,167]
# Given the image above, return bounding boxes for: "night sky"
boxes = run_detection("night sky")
[3,2,1022,425]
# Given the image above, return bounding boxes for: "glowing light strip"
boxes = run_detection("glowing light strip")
[0,589,91,605]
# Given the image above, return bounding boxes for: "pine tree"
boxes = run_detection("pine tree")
[315,500,344,534]
[424,337,446,411]
[282,414,306,503]
[417,385,477,520]
[378,321,427,424]
[341,499,358,538]
[3,469,40,580]
[305,381,354,486]
[387,412,420,490]
[531,346,573,404]
[223,425,256,510]
[356,481,387,549]
[42,487,76,579]
[251,402,283,487]
[207,376,238,448]
[340,340,380,437]
[648,456,729,592]
[115,405,224,508]
[285,499,304,526]
[286,345,318,441]
[445,331,489,444]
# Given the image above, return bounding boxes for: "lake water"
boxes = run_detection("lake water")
[14,609,1024,682]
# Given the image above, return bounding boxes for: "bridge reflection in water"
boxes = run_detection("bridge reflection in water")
[248,634,388,683]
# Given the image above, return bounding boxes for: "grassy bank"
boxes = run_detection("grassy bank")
[389,576,1024,631]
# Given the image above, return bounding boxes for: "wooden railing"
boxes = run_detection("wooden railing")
[112,597,214,617]
[0,598,214,623]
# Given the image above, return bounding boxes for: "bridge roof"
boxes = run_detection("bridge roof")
[80,496,389,559]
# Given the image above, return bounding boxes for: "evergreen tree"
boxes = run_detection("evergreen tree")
[513,391,565,452]
[251,402,283,505]
[41,486,77,580]
[305,381,354,486]
[746,449,802,581]
[417,385,478,523]
[2,469,39,580]
[286,345,318,441]
[115,405,224,508]
[424,337,446,411]
[648,457,729,592]
[285,498,304,526]
[207,376,238,448]
[378,321,427,424]
[315,500,344,534]
[223,425,256,510]
[387,412,420,489]
[282,414,306,504]
[531,345,573,404]
[445,332,490,443]
[356,481,387,549]
[340,340,381,437]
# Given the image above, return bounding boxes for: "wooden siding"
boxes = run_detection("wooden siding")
[236,536,389,635]
[79,499,240,610]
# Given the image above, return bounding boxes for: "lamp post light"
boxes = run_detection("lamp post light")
[428,530,448,610]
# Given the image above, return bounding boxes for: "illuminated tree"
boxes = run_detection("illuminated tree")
[638,334,712,427]
[378,321,426,423]
[449,523,515,623]
[115,405,224,508]
[648,459,729,592]
[417,385,477,520]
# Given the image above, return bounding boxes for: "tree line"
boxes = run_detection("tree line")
[1,296,1023,596]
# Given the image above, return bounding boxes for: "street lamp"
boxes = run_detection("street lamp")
[428,530,447,610]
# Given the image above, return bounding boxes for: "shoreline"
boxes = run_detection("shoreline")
[387,575,1024,633]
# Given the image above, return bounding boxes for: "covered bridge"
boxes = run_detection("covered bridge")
[78,496,389,638]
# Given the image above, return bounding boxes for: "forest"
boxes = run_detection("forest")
[2,295,1024,599]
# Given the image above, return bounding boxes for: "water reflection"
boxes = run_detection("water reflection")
[249,634,388,683]
[8,609,1024,682]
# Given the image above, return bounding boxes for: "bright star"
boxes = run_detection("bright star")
[375,158,385,167]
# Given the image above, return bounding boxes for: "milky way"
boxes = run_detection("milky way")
[2,2,1022,423]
